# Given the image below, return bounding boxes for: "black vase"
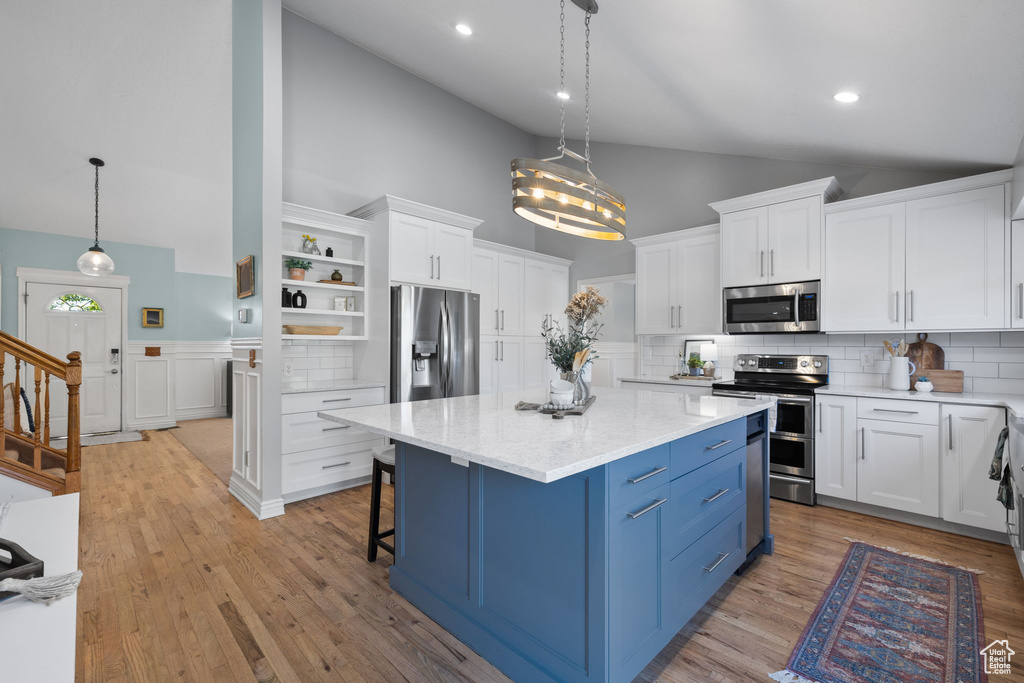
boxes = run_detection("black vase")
[325,247,334,258]
[282,287,292,308]
[292,289,307,309]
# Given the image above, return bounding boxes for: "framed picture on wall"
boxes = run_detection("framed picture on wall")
[142,307,164,328]
[236,255,255,299]
[683,338,712,362]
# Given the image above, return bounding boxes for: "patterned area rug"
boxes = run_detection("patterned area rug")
[770,542,987,683]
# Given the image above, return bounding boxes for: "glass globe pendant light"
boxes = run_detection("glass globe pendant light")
[511,0,625,240]
[77,157,115,276]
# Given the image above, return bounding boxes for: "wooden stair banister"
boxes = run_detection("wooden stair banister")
[0,331,82,495]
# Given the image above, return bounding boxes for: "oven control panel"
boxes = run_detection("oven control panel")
[734,354,829,375]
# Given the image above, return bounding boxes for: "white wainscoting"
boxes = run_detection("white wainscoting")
[590,342,638,389]
[125,341,232,430]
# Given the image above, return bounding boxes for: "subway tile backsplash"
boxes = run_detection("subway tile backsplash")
[281,339,354,390]
[639,331,1024,394]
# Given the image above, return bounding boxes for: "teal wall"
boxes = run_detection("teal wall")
[232,0,265,337]
[0,226,232,341]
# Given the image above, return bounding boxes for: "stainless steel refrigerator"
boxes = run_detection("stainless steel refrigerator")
[391,285,480,403]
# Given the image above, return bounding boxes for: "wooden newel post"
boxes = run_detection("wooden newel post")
[65,351,82,493]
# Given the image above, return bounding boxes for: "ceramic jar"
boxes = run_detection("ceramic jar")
[915,378,934,393]
[289,267,306,281]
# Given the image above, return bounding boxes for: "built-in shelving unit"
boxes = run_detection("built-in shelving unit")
[281,203,373,341]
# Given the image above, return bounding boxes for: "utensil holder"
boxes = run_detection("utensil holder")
[887,356,916,391]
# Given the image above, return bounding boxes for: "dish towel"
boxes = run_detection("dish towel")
[755,394,778,432]
[987,426,1014,510]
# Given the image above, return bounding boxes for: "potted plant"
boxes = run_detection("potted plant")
[285,257,312,281]
[687,353,703,376]
[542,286,608,404]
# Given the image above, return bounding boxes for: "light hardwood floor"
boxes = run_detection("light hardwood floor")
[76,431,1024,682]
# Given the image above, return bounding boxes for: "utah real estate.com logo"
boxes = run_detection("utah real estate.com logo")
[981,640,1015,676]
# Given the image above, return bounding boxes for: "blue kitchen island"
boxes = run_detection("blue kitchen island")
[320,388,773,683]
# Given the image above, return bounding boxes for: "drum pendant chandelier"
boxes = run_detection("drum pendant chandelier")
[511,0,625,241]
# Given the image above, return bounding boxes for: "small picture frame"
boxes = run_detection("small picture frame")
[334,296,350,311]
[142,308,164,328]
[236,255,255,299]
[683,338,712,363]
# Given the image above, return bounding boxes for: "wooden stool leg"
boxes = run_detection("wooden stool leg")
[367,458,383,562]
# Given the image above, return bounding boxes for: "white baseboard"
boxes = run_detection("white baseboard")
[229,475,285,520]
[817,495,1010,545]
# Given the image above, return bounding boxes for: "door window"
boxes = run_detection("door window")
[48,293,103,312]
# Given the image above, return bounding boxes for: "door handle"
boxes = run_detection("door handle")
[321,461,352,470]
[669,304,675,328]
[793,293,800,325]
[437,255,441,279]
[702,488,730,504]
[627,498,667,519]
[895,291,900,323]
[770,249,775,277]
[322,426,350,432]
[705,439,732,451]
[948,415,953,452]
[817,402,821,433]
[677,304,682,327]
[501,309,505,331]
[495,341,499,362]
[322,398,352,403]
[1019,283,1023,320]
[860,428,866,460]
[871,408,918,415]
[110,369,119,374]
[500,340,504,361]
[760,250,765,277]
[495,309,499,331]
[430,255,435,279]
[907,290,914,322]
[628,466,667,484]
[703,552,730,573]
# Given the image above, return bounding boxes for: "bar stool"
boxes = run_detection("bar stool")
[367,444,396,562]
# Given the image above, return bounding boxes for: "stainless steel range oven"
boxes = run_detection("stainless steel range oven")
[713,354,829,505]
[723,280,820,334]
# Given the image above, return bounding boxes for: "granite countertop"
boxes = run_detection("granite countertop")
[282,379,386,394]
[319,387,773,483]
[818,384,1024,418]
[620,376,719,387]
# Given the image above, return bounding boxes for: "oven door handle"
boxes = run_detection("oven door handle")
[777,396,812,404]
[712,390,758,399]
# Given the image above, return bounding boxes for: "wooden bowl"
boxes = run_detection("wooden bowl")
[281,325,343,335]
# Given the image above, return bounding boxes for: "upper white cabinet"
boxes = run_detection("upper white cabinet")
[824,173,1011,332]
[941,404,1007,533]
[711,178,841,288]
[473,248,526,336]
[633,225,721,335]
[905,185,1005,330]
[1013,220,1024,329]
[351,195,481,291]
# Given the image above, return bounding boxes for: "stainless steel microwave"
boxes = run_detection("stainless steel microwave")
[723,281,820,334]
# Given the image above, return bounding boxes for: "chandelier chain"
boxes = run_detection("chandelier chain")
[94,163,100,247]
[558,0,566,152]
[584,11,591,163]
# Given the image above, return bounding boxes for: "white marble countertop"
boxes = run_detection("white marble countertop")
[818,384,1024,418]
[0,493,79,682]
[282,379,386,395]
[319,387,773,483]
[620,376,719,387]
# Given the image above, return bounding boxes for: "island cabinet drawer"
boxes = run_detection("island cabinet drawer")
[857,398,938,425]
[282,440,379,495]
[281,412,376,455]
[281,387,385,415]
[608,443,671,503]
[670,419,744,479]
[665,505,745,625]
[666,447,745,558]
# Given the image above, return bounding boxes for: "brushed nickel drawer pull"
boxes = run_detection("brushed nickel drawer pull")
[704,552,730,573]
[627,498,667,519]
[322,398,353,403]
[705,439,732,451]
[322,426,351,431]
[702,488,730,504]
[322,461,351,470]
[872,408,918,415]
[628,466,667,484]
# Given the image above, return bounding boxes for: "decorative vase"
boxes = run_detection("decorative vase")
[325,247,334,258]
[289,267,306,281]
[689,367,701,376]
[886,356,916,391]
[331,269,343,281]
[282,287,292,308]
[291,290,307,309]
[702,361,716,377]
[301,237,320,255]
[560,371,590,405]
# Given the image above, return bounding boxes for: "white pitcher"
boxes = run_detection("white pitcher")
[887,356,916,391]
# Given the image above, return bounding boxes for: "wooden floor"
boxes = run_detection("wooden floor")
[76,431,1024,682]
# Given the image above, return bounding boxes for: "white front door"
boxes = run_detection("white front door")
[24,283,122,435]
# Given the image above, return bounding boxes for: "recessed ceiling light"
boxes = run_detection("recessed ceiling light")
[556,91,570,100]
[834,91,860,103]
[456,24,473,36]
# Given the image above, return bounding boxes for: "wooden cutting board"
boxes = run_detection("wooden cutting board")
[910,369,963,393]
[906,332,944,370]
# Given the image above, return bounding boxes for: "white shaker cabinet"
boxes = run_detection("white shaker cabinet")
[473,248,525,336]
[633,225,721,335]
[904,185,1005,331]
[720,207,769,288]
[1013,220,1024,329]
[815,394,858,502]
[480,334,524,394]
[824,203,907,332]
[767,196,824,284]
[858,418,939,517]
[941,404,1007,532]
[525,259,570,333]
[351,195,481,292]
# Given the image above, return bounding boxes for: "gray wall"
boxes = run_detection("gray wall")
[533,137,967,283]
[282,11,539,251]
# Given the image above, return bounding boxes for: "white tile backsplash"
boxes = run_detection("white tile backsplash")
[280,340,354,390]
[638,331,1024,393]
